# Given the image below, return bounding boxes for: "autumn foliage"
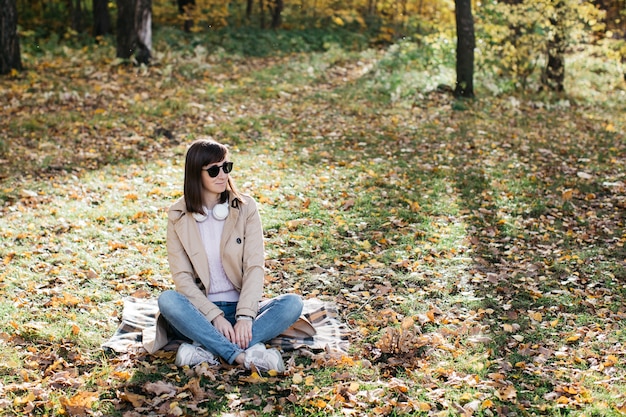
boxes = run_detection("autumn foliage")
[1,7,626,417]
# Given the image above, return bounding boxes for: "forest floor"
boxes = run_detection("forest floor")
[1,34,626,416]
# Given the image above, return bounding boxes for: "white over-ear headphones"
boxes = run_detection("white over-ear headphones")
[192,201,230,222]
[212,202,229,220]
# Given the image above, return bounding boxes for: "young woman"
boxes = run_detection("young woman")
[157,138,303,372]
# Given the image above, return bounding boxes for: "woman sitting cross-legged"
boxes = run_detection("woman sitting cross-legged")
[157,138,303,372]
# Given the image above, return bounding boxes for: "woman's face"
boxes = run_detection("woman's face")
[201,159,230,196]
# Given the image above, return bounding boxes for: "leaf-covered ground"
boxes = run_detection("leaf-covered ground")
[1,33,626,416]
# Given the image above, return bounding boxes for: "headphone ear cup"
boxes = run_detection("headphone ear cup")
[212,202,229,220]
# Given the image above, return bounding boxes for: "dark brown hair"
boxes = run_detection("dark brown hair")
[183,138,243,214]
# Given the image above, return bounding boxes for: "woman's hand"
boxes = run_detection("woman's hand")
[233,319,253,349]
[212,315,235,342]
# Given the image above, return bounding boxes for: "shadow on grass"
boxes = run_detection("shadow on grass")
[448,110,626,412]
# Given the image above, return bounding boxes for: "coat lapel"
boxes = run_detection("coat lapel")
[174,212,211,291]
[220,200,240,254]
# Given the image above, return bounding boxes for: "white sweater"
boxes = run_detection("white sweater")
[196,208,240,302]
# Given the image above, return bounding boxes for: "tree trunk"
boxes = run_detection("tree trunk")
[454,0,475,98]
[67,0,83,32]
[116,0,151,65]
[593,0,625,33]
[400,0,408,29]
[116,0,136,60]
[269,0,283,28]
[542,0,566,92]
[0,0,22,74]
[177,0,195,32]
[259,0,265,29]
[246,0,253,20]
[135,0,152,65]
[93,0,112,37]
[623,28,626,82]
[368,0,376,15]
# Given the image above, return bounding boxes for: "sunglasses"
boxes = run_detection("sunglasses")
[204,162,234,178]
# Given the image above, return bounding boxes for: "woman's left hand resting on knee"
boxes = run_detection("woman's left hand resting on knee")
[212,315,252,349]
[233,319,252,349]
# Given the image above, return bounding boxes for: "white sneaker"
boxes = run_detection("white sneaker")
[175,343,220,367]
[244,343,285,373]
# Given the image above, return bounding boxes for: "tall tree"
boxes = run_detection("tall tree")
[269,0,283,28]
[541,0,566,91]
[593,0,626,32]
[246,0,254,20]
[623,27,626,82]
[260,0,266,29]
[67,0,83,32]
[135,0,152,64]
[116,0,152,65]
[93,0,112,37]
[0,0,22,75]
[177,0,195,32]
[454,0,475,98]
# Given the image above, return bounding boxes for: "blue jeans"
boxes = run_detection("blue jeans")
[157,290,303,364]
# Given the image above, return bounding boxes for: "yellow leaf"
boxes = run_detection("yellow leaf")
[460,392,473,402]
[556,395,570,404]
[71,324,80,335]
[503,323,514,332]
[482,399,494,408]
[239,371,268,383]
[305,375,315,386]
[562,189,574,200]
[293,373,303,384]
[3,252,15,265]
[604,355,619,367]
[401,317,414,329]
[498,385,517,400]
[169,402,184,416]
[417,402,431,411]
[530,312,542,321]
[63,292,81,306]
[14,392,36,406]
[60,391,99,415]
[312,399,327,408]
[359,240,371,249]
[427,310,436,322]
[119,391,145,407]
[112,370,132,381]
[108,242,128,251]
[332,16,344,26]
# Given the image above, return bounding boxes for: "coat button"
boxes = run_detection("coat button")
[236,238,242,244]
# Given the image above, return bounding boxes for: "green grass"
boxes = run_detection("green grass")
[1,25,626,416]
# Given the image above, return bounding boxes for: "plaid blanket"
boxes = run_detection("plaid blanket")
[102,297,351,354]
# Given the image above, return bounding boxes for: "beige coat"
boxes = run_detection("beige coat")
[143,194,265,353]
